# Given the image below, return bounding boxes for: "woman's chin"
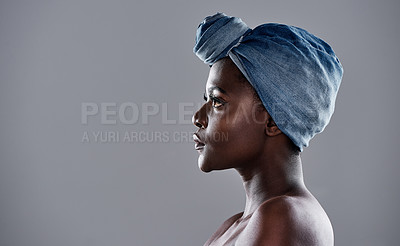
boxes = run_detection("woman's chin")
[198,156,213,173]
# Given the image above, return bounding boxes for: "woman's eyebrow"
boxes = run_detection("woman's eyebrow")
[207,86,228,95]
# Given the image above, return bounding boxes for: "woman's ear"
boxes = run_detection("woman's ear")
[265,116,282,137]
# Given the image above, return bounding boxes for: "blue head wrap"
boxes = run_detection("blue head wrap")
[193,13,343,152]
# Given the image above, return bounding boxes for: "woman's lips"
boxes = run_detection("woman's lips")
[193,133,205,150]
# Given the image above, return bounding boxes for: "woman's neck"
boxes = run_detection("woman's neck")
[235,148,305,217]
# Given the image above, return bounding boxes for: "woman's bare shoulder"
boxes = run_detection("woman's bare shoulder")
[236,194,334,246]
[203,212,244,245]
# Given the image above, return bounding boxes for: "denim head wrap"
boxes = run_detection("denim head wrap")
[193,13,343,152]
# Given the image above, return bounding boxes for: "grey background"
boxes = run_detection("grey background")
[0,0,399,245]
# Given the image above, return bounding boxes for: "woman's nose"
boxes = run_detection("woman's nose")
[192,104,208,129]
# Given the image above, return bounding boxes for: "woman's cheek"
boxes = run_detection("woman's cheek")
[206,116,227,140]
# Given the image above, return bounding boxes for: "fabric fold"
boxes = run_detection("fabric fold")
[194,13,251,65]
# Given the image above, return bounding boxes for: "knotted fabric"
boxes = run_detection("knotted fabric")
[193,13,344,151]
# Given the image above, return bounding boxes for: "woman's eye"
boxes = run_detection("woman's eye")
[210,97,224,108]
[204,93,225,108]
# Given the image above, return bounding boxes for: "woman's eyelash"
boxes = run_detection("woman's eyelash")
[204,93,221,101]
[209,95,224,103]
[203,93,226,107]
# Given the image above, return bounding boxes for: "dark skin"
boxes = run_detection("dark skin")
[192,58,334,246]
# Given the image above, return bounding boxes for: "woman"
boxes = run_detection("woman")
[192,13,343,245]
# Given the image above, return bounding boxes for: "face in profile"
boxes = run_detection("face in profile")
[192,58,269,173]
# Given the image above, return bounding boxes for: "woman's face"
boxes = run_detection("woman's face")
[192,58,268,172]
